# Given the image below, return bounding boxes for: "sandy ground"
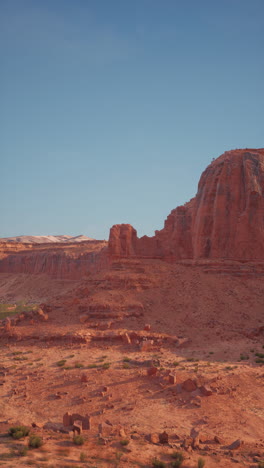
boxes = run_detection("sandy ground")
[0,258,263,467]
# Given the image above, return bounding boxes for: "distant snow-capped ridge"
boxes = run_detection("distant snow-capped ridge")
[1,235,94,244]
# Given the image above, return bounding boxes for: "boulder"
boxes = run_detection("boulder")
[159,431,169,444]
[147,367,158,376]
[200,385,213,396]
[226,439,242,450]
[168,374,176,385]
[182,379,197,392]
[149,433,159,444]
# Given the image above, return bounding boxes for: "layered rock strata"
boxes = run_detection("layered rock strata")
[109,149,264,261]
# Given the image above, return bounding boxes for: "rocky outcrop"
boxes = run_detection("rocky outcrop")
[109,149,264,261]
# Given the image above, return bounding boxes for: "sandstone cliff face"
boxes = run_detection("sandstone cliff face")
[109,149,264,261]
[0,241,108,279]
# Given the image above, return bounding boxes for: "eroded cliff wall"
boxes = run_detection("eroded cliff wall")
[109,149,264,261]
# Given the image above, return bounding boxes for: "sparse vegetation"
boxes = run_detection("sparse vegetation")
[258,461,264,468]
[73,435,85,445]
[0,302,37,320]
[18,446,28,457]
[123,357,131,362]
[171,451,184,467]
[87,364,98,368]
[28,435,43,448]
[152,459,166,468]
[80,451,88,462]
[255,352,264,358]
[123,363,130,369]
[56,359,67,367]
[102,362,111,369]
[255,358,264,364]
[75,362,84,368]
[9,425,30,439]
[120,439,129,446]
[239,354,249,361]
[172,361,179,366]
[198,457,205,468]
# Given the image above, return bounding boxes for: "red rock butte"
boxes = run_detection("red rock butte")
[109,148,264,261]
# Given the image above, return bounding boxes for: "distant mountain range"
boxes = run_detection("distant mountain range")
[0,235,94,244]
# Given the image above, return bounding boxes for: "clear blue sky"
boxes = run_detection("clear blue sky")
[1,0,263,240]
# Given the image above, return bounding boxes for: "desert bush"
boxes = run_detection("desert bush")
[18,446,28,456]
[102,362,110,369]
[73,435,85,445]
[258,461,264,468]
[28,435,43,448]
[239,354,249,360]
[75,362,84,368]
[56,359,67,367]
[198,457,205,468]
[171,451,184,467]
[80,451,87,462]
[255,358,264,364]
[120,439,129,446]
[9,426,30,439]
[152,459,166,468]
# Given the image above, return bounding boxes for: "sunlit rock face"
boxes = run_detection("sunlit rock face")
[109,149,264,261]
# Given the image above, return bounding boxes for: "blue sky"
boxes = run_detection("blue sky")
[1,0,264,239]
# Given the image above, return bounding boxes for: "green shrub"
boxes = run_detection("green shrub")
[73,435,85,446]
[75,362,84,368]
[80,451,87,462]
[123,363,130,369]
[18,446,28,456]
[198,457,205,468]
[123,357,131,362]
[120,439,129,446]
[9,426,30,439]
[171,451,184,467]
[240,354,249,360]
[28,435,43,448]
[255,358,264,364]
[152,459,166,468]
[172,361,179,366]
[56,359,67,367]
[102,362,110,369]
[255,352,264,358]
